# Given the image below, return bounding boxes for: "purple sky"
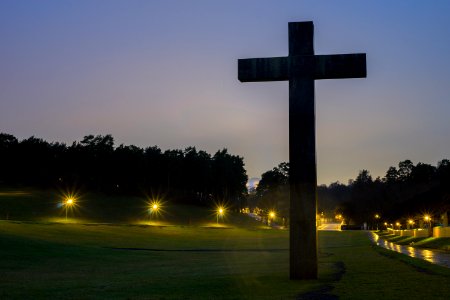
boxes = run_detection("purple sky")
[1,1,450,184]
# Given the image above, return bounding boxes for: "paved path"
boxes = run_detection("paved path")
[318,223,341,231]
[369,232,450,268]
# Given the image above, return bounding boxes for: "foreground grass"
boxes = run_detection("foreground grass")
[1,222,450,299]
[0,221,323,300]
[329,233,450,300]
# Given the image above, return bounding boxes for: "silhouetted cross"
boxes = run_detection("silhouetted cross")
[238,21,366,280]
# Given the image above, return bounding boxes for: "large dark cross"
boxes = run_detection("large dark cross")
[238,21,366,280]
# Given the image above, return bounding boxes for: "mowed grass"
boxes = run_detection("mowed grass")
[1,222,450,300]
[0,221,325,300]
[1,190,450,299]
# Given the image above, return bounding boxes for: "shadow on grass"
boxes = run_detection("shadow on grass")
[107,247,289,252]
[296,261,345,300]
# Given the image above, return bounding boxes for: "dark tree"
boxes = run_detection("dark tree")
[255,158,449,226]
[384,166,399,184]
[255,163,290,216]
[0,133,248,207]
[398,159,414,181]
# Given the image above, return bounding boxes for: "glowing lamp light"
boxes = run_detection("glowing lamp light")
[375,214,380,219]
[149,200,162,216]
[63,196,76,221]
[269,211,276,219]
[408,219,414,225]
[216,206,225,224]
[424,215,431,222]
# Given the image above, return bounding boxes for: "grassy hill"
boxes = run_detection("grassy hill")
[0,187,262,227]
[1,221,450,299]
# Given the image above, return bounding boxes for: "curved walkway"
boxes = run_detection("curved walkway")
[369,232,450,268]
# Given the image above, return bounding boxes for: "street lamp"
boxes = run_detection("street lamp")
[148,200,163,223]
[64,197,75,220]
[374,214,380,230]
[217,206,225,224]
[268,210,276,226]
[423,215,432,235]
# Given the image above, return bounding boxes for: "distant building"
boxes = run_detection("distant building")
[246,177,260,192]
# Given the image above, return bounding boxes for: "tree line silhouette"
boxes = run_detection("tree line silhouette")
[252,159,450,225]
[0,133,248,207]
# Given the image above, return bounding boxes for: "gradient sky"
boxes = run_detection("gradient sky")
[1,0,450,185]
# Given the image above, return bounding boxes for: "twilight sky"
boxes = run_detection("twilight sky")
[1,0,450,185]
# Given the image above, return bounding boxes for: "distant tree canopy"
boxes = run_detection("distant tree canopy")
[251,159,450,224]
[250,162,289,217]
[0,133,248,207]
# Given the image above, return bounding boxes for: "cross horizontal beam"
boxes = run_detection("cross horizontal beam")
[238,53,366,82]
[238,57,288,82]
[314,54,366,79]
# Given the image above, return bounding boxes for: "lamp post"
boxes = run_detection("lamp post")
[148,201,161,223]
[374,214,380,230]
[64,197,75,221]
[217,207,225,224]
[268,211,276,226]
[424,215,432,236]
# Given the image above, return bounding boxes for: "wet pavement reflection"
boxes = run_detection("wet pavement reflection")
[369,232,450,268]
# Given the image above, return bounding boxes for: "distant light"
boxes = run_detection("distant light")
[269,211,276,219]
[384,222,388,226]
[63,195,77,221]
[396,222,400,226]
[424,215,431,221]
[216,205,226,224]
[375,214,380,219]
[149,200,162,213]
[408,219,414,225]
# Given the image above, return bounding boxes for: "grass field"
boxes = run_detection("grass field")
[1,189,450,299]
[1,221,450,300]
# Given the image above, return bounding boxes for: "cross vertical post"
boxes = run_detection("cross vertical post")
[238,21,366,280]
[288,22,317,280]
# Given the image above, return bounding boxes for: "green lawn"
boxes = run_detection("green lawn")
[1,189,449,299]
[0,221,321,299]
[1,221,450,299]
